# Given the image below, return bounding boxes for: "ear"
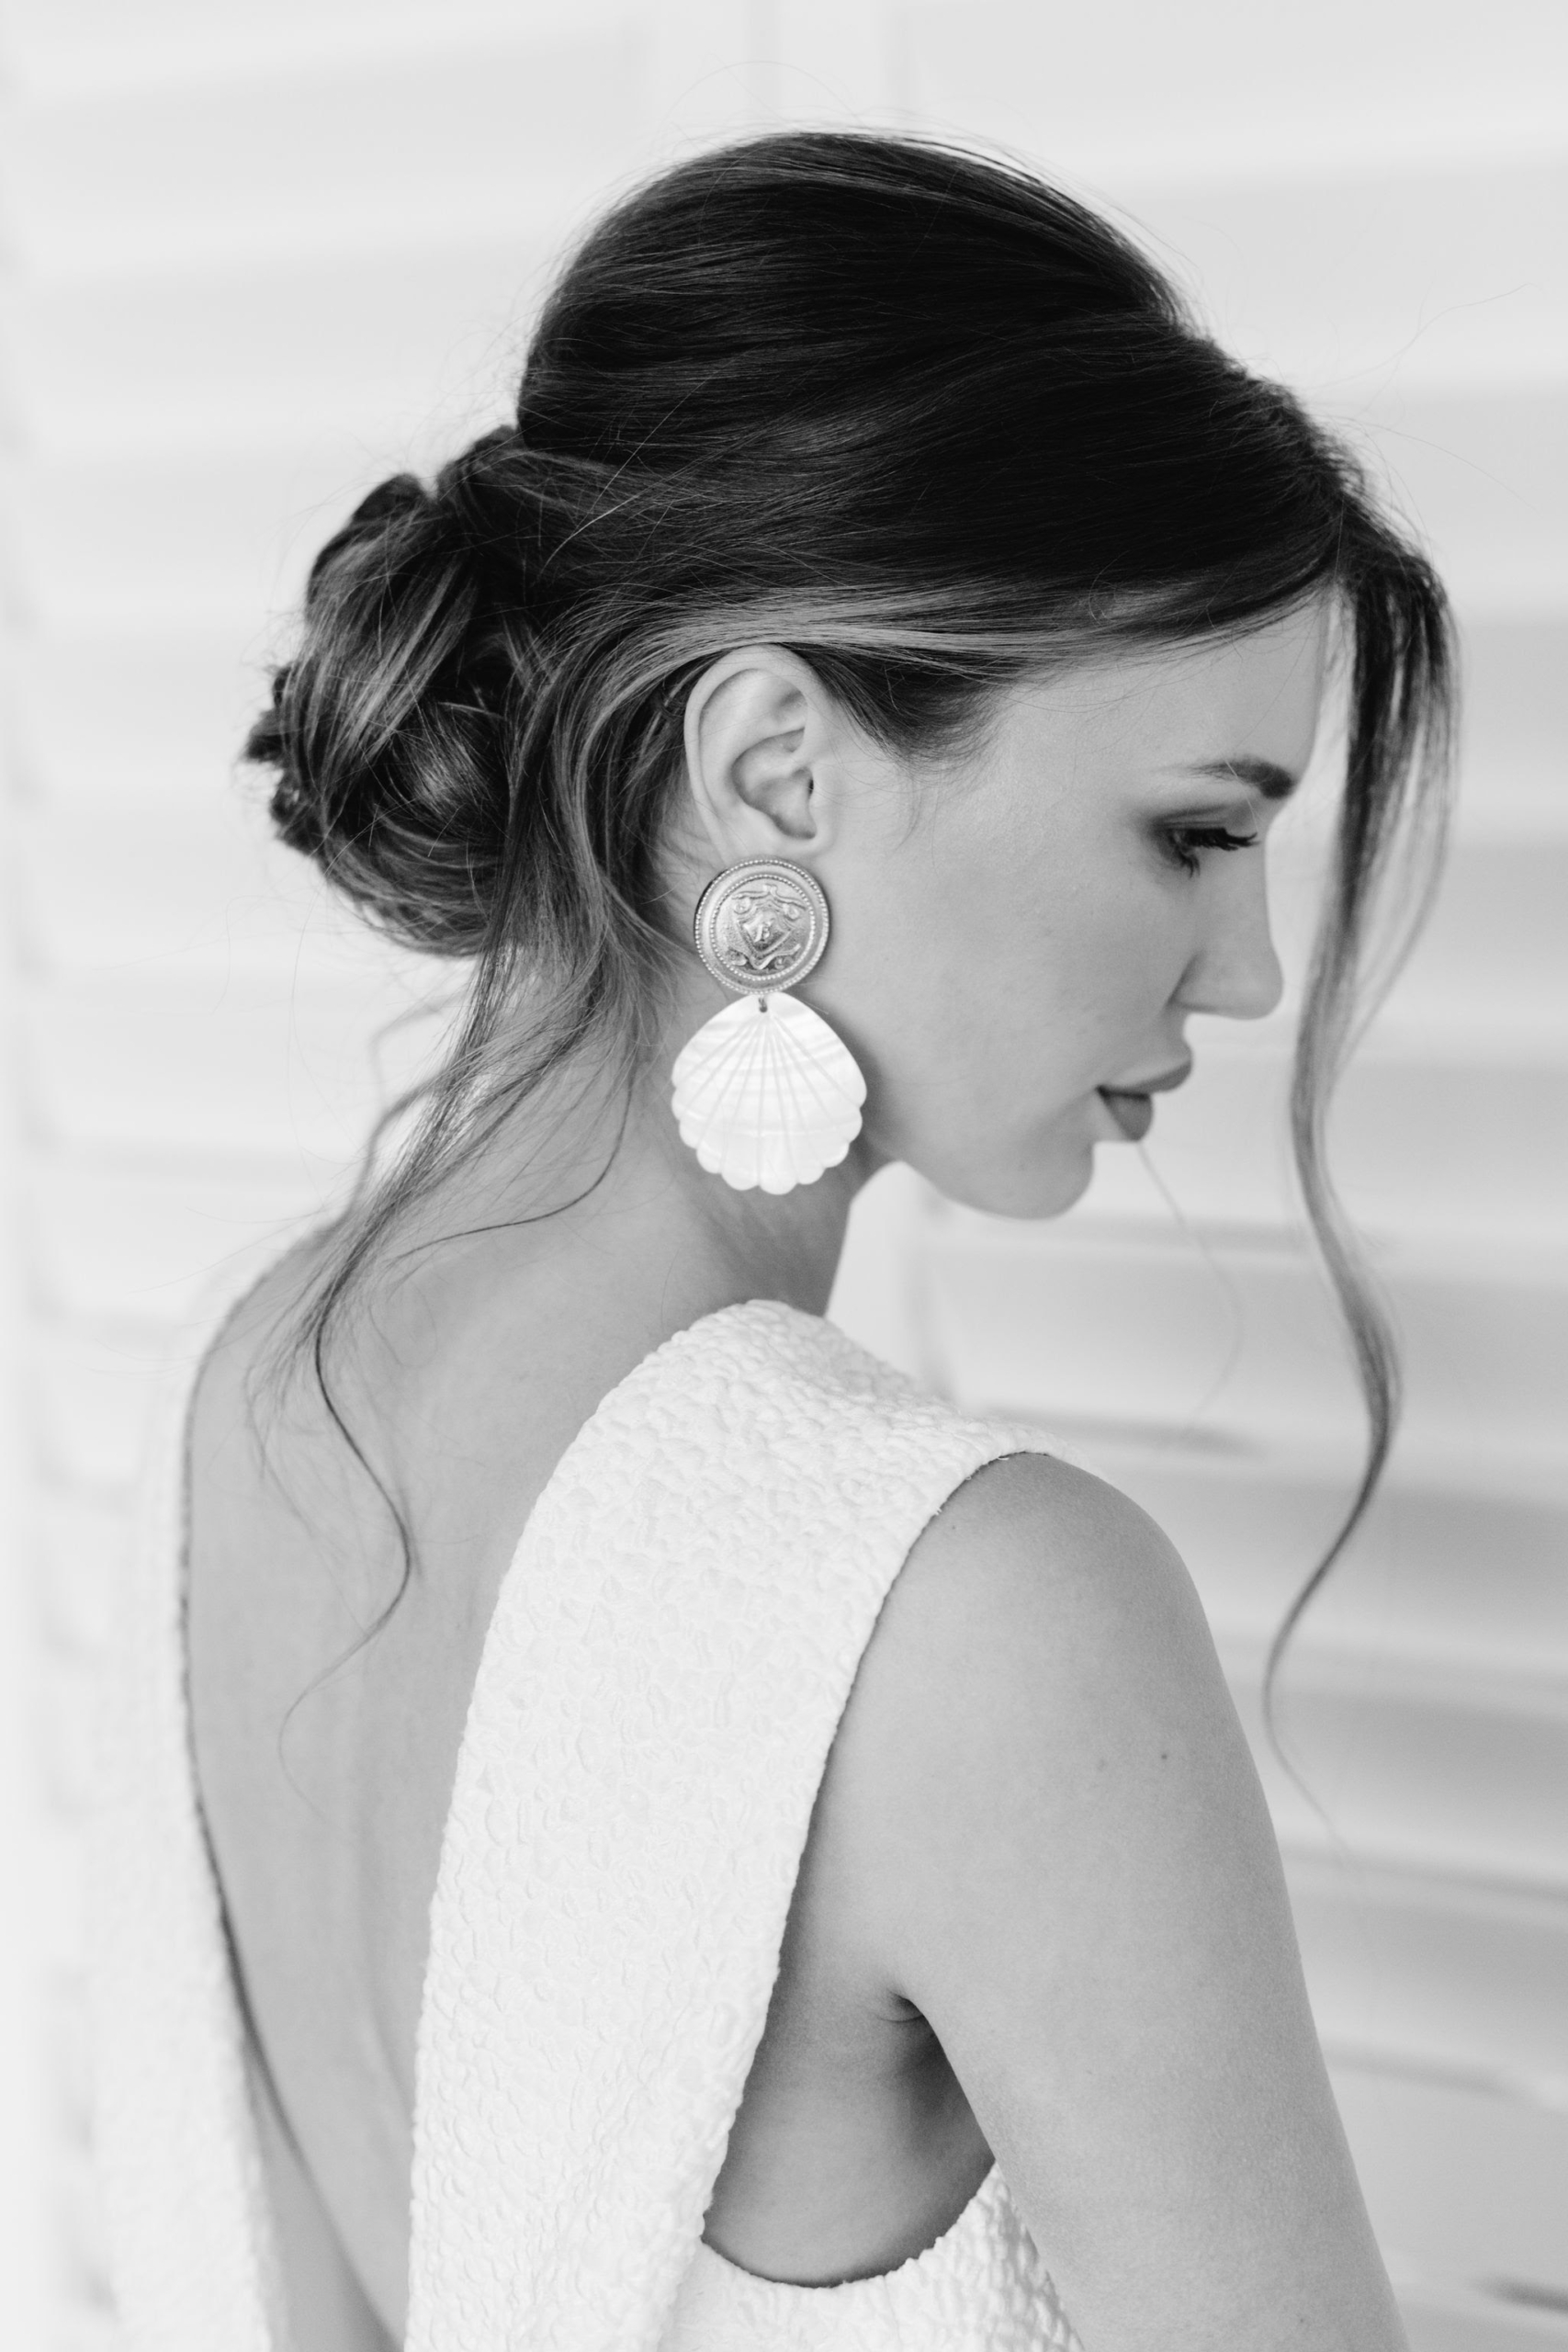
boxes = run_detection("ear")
[682,647,842,864]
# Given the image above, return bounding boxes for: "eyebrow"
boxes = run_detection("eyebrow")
[1179,756,1300,802]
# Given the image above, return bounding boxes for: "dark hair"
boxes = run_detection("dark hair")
[246,130,1454,1707]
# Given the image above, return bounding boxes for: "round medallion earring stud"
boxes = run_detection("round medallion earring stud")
[671,856,866,1194]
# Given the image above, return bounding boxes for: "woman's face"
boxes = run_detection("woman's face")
[807,602,1330,1217]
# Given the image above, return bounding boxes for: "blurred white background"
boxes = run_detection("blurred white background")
[0,3,1564,2346]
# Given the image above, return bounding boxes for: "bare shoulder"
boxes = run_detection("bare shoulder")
[819,1449,1404,2352]
[834,1444,1281,2041]
[851,1449,1247,1806]
[188,1236,335,1474]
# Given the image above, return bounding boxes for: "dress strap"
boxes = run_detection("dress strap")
[406,1299,1060,2352]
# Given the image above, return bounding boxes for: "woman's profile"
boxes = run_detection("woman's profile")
[90,130,1452,2351]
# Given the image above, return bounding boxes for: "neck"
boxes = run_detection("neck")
[398,1012,879,1334]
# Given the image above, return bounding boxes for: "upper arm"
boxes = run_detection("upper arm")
[830,1452,1404,2352]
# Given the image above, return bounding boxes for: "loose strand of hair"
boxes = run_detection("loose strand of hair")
[1266,548,1456,1750]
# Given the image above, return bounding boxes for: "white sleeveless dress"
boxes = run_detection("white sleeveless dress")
[90,1235,1084,2351]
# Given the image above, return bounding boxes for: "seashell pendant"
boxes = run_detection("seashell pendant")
[671,990,866,1194]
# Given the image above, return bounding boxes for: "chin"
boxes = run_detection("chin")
[924,1136,1097,1223]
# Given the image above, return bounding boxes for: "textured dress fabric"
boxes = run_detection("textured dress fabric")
[91,1232,1085,2352]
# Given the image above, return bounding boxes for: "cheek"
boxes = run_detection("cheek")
[833,854,1178,1148]
[953,862,1184,1075]
[820,795,1194,1177]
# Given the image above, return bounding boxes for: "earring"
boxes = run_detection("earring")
[671,857,866,1194]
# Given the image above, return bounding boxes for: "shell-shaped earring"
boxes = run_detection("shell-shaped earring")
[671,858,866,1194]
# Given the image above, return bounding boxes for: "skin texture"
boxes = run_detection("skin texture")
[188,600,1407,2350]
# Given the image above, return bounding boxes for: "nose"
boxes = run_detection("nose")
[1175,856,1284,1023]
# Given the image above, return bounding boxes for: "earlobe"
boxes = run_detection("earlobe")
[683,650,830,860]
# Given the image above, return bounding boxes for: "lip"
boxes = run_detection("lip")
[1100,1059,1192,1098]
[1094,1060,1191,1145]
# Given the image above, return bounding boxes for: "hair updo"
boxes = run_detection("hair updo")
[252,457,523,955]
[247,129,1453,1679]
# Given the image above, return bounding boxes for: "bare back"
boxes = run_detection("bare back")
[185,1223,990,2343]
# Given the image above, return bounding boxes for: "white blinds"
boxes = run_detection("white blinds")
[2,5,1562,2346]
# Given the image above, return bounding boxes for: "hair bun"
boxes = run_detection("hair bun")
[350,472,429,525]
[262,670,328,857]
[247,457,517,957]
[300,469,434,600]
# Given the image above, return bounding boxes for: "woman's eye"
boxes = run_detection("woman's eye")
[1162,823,1260,876]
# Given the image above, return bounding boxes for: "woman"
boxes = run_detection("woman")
[92,131,1452,2350]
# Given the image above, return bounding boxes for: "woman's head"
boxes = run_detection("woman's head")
[248,130,1453,1662]
[672,603,1325,1218]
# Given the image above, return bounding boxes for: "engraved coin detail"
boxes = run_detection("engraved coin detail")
[693,859,829,996]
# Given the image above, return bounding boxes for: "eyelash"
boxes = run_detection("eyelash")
[1162,823,1260,876]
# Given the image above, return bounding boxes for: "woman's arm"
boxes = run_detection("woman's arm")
[834,1452,1405,2352]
